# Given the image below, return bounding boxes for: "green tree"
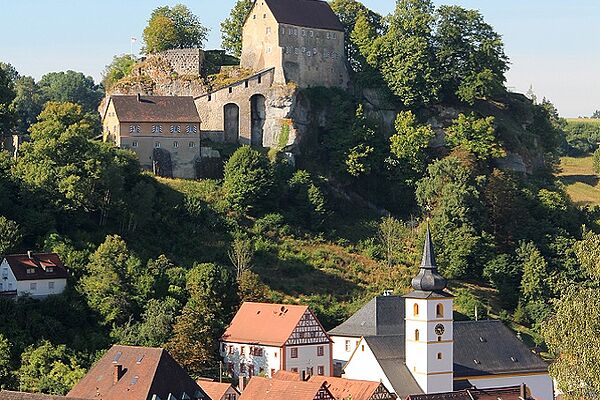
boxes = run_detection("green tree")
[482,254,520,308]
[0,216,21,254]
[377,216,405,267]
[79,235,141,325]
[592,110,600,119]
[544,286,600,399]
[237,269,270,303]
[371,0,440,106]
[574,228,600,283]
[138,298,179,347]
[38,71,103,113]
[221,0,253,57]
[593,147,600,175]
[287,170,327,229]
[167,263,238,376]
[0,64,16,142]
[445,113,504,160]
[389,110,435,176]
[10,75,44,134]
[143,4,209,54]
[19,341,86,395]
[223,146,273,213]
[434,5,508,102]
[0,334,13,389]
[102,54,137,90]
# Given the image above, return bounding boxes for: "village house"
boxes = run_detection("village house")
[238,376,335,400]
[102,94,201,179]
[68,345,210,400]
[0,252,68,298]
[240,0,349,88]
[221,302,333,379]
[332,226,554,400]
[196,381,240,400]
[273,370,395,400]
[405,384,533,400]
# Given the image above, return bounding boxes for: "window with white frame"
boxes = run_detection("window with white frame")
[132,141,138,148]
[26,268,35,274]
[317,366,324,375]
[30,282,37,291]
[345,340,351,352]
[309,30,314,37]
[294,28,298,35]
[48,281,55,290]
[326,32,331,39]
[189,142,195,148]
[290,348,298,358]
[313,48,317,55]
[46,267,54,273]
[154,142,161,148]
[333,32,337,39]
[173,141,179,148]
[266,27,271,34]
[301,46,306,53]
[152,125,163,134]
[170,125,181,134]
[317,346,324,356]
[301,29,306,36]
[288,28,293,35]
[294,48,299,55]
[186,125,198,134]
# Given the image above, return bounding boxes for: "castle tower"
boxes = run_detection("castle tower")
[404,224,454,393]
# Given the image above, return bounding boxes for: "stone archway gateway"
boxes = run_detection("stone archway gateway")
[224,103,240,143]
[250,94,266,147]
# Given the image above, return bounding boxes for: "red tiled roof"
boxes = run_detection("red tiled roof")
[263,0,344,32]
[108,95,201,123]
[3,253,68,281]
[68,345,207,400]
[0,391,87,400]
[273,372,388,400]
[239,377,334,400]
[222,302,310,346]
[197,381,238,400]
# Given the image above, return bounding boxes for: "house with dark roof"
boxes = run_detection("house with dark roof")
[335,226,554,400]
[406,384,533,400]
[0,252,68,298]
[102,94,201,179]
[67,345,209,400]
[221,302,333,380]
[238,376,335,400]
[0,391,87,400]
[240,0,349,88]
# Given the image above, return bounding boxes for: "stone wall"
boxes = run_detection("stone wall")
[158,48,204,76]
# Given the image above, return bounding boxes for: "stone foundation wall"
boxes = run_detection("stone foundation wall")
[158,48,204,76]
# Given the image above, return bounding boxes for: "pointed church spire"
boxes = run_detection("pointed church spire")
[411,222,447,293]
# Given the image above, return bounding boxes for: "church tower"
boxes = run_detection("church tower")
[404,224,454,393]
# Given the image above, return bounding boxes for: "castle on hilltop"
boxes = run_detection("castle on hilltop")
[102,0,349,178]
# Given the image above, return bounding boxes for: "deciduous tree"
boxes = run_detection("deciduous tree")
[445,113,504,160]
[221,0,253,57]
[38,71,103,113]
[143,5,209,54]
[102,54,137,90]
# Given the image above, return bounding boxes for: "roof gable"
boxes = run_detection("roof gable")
[197,381,238,400]
[109,95,201,123]
[239,377,334,400]
[222,302,314,346]
[310,376,390,400]
[407,386,529,400]
[67,345,207,400]
[262,0,344,32]
[3,253,68,281]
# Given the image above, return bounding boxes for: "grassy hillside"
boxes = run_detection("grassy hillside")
[566,118,600,126]
[558,155,600,206]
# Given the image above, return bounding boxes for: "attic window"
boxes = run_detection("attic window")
[473,359,481,365]
[479,336,487,342]
[46,267,54,273]
[137,354,144,364]
[113,351,122,363]
[26,268,35,274]
[510,357,518,362]
[253,14,256,19]
[208,94,212,102]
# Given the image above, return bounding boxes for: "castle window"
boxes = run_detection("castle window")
[229,86,233,93]
[318,366,324,375]
[436,304,444,318]
[413,303,419,316]
[208,94,212,101]
[266,27,271,34]
[333,32,337,39]
[189,142,195,148]
[186,125,198,134]
[289,28,293,35]
[313,48,317,55]
[437,353,443,360]
[302,29,306,36]
[302,46,306,53]
[173,141,179,148]
[152,124,162,134]
[294,48,299,55]
[170,125,181,134]
[245,80,249,88]
[154,142,161,148]
[294,28,298,35]
[132,141,138,148]
[263,13,266,18]
[253,14,256,19]
[258,75,262,84]
[326,32,331,39]
[415,329,420,341]
[310,30,314,37]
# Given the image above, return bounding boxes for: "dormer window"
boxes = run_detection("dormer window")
[152,125,162,134]
[186,125,198,134]
[26,268,35,274]
[46,267,54,273]
[129,125,140,134]
[170,125,181,134]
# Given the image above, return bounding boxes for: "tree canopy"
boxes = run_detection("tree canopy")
[143,4,209,54]
[221,0,253,57]
[38,71,103,113]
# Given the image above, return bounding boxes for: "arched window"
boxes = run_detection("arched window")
[437,352,443,360]
[436,303,444,318]
[414,329,420,341]
[413,303,419,317]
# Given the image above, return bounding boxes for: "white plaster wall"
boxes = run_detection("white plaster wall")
[460,374,554,400]
[343,340,397,396]
[330,335,360,364]
[285,344,331,376]
[17,278,66,298]
[222,342,281,377]
[0,260,16,293]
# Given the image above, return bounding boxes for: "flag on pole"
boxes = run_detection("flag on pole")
[131,37,137,44]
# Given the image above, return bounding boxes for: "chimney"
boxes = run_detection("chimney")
[136,93,141,102]
[238,376,246,392]
[519,383,527,399]
[27,250,33,259]
[114,364,123,384]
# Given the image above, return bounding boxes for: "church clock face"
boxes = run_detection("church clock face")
[434,323,445,336]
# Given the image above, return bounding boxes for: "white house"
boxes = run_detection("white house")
[0,252,68,298]
[221,302,333,379]
[336,225,554,400]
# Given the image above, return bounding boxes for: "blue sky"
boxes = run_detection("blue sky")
[1,0,598,117]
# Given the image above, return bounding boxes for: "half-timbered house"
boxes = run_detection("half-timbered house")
[238,377,335,400]
[221,302,333,379]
